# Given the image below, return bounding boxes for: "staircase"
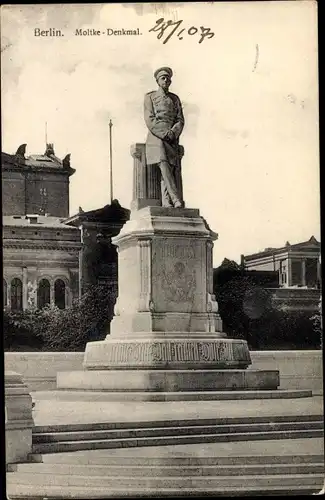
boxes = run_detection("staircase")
[7,449,324,497]
[6,414,324,498]
[30,413,323,454]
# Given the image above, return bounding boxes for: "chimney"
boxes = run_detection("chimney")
[25,214,39,224]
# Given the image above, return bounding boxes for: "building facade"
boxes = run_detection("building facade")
[2,144,129,312]
[242,237,321,313]
[243,236,321,289]
[65,201,130,298]
[3,214,81,310]
[2,143,74,218]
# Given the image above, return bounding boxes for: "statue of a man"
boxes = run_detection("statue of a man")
[144,67,185,208]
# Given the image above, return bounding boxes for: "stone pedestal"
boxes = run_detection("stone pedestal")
[82,206,254,379]
[111,207,222,335]
[59,144,280,396]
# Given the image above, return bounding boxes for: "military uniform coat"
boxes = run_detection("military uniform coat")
[144,88,185,167]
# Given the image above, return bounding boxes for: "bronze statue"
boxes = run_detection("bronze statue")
[144,67,185,208]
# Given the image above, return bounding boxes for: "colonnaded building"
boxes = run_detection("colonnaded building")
[2,143,129,312]
[241,237,321,314]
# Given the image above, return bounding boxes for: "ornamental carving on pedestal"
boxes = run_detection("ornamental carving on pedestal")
[161,261,196,303]
[96,339,250,366]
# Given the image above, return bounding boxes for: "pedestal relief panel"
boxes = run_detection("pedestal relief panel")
[152,238,206,313]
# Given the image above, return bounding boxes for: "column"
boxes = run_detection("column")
[130,143,162,211]
[50,280,55,305]
[301,259,306,286]
[131,143,146,206]
[7,281,11,310]
[26,267,37,309]
[22,267,28,310]
[287,258,292,287]
[317,256,321,287]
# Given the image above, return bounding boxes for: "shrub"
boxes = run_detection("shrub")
[3,309,44,350]
[310,311,323,348]
[41,284,115,351]
[3,284,116,352]
[213,262,322,350]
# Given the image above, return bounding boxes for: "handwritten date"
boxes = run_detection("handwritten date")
[149,18,214,44]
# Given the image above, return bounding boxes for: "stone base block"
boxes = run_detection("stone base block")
[57,369,280,392]
[34,388,313,402]
[83,336,251,370]
[5,371,34,464]
[111,312,223,335]
[5,429,33,465]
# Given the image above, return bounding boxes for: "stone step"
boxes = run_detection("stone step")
[6,483,323,498]
[32,420,324,443]
[32,428,324,454]
[32,452,325,466]
[32,413,324,434]
[6,471,324,488]
[8,462,325,476]
[32,388,312,402]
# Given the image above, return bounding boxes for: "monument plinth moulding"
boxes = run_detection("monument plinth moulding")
[59,67,280,395]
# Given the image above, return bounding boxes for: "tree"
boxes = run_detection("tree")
[213,258,321,350]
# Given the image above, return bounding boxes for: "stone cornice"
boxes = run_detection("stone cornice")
[80,221,126,230]
[4,259,79,267]
[245,243,321,262]
[3,241,82,251]
[113,208,215,247]
[2,162,75,177]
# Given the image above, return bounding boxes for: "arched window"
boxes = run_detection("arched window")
[3,279,8,308]
[37,279,51,309]
[11,278,23,311]
[54,279,66,309]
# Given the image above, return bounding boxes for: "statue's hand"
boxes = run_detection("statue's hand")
[164,130,175,143]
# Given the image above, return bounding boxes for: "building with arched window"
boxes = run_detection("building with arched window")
[54,279,66,309]
[10,278,23,311]
[2,143,130,313]
[3,213,81,310]
[37,279,51,309]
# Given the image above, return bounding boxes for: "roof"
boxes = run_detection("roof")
[65,200,130,225]
[2,215,78,229]
[244,236,321,261]
[1,144,75,176]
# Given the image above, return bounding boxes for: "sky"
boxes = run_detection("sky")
[1,2,320,266]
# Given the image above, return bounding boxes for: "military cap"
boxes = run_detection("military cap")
[154,66,173,80]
